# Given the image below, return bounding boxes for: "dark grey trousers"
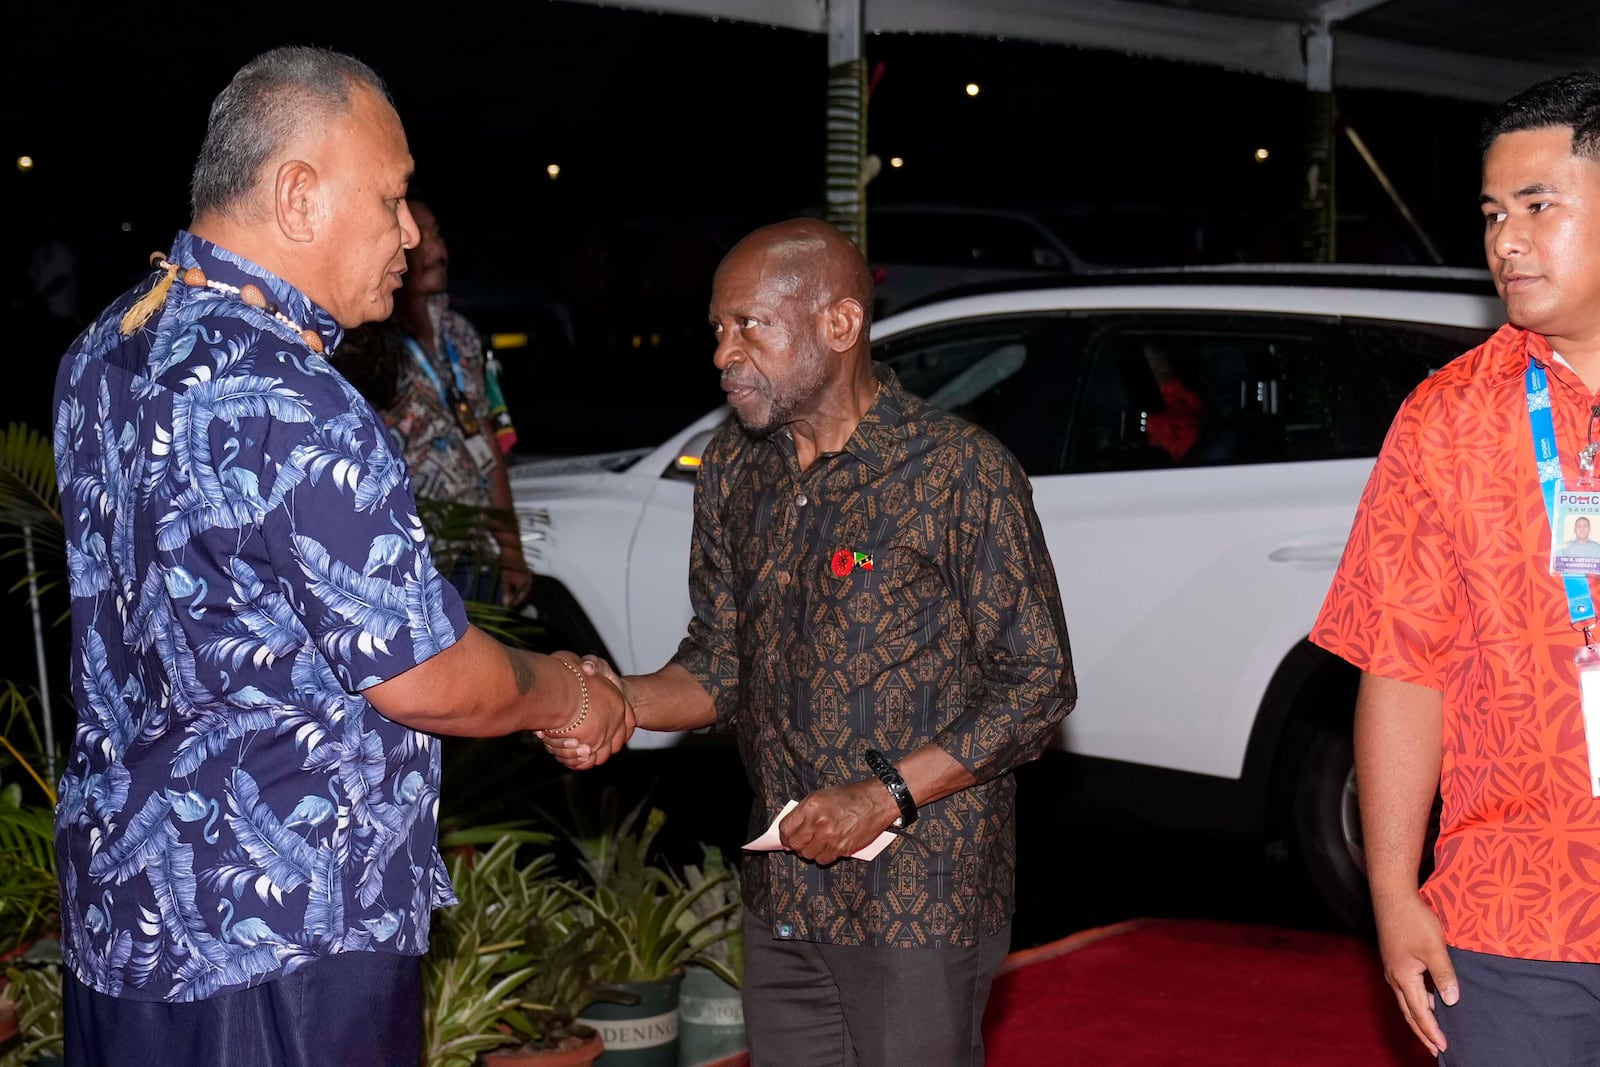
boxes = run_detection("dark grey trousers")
[1436,946,1600,1067]
[740,910,1011,1067]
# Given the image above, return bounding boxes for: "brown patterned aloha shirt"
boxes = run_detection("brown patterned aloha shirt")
[384,298,497,508]
[673,364,1076,949]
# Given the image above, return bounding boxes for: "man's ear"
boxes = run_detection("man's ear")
[825,297,866,353]
[274,159,319,244]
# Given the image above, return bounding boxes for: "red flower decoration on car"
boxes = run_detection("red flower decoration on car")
[831,549,855,577]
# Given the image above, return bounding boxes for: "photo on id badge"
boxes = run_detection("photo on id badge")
[1553,491,1600,574]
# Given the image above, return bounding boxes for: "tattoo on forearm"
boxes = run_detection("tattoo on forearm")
[506,648,537,694]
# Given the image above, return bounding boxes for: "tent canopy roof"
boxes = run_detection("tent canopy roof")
[570,0,1598,103]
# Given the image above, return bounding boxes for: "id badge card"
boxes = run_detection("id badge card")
[1551,489,1600,575]
[1579,644,1600,797]
[464,429,496,474]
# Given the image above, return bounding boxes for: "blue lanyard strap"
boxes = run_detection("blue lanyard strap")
[1525,361,1596,624]
[402,334,467,409]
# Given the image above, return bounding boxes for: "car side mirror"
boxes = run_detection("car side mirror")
[667,428,718,480]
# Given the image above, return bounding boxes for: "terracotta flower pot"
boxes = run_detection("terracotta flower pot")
[0,995,18,1046]
[482,1025,605,1066]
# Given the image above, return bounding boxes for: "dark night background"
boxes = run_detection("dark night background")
[3,2,1495,452]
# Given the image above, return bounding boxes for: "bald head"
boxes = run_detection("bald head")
[709,218,878,441]
[717,218,874,333]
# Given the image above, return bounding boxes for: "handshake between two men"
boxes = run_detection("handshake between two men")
[535,652,639,768]
[533,652,965,870]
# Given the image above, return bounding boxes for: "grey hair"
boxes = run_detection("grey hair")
[190,45,390,218]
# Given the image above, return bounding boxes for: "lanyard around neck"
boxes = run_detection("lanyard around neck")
[402,333,466,410]
[1526,360,1596,625]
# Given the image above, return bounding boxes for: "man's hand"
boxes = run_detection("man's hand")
[541,655,717,740]
[1374,891,1458,1056]
[575,655,632,704]
[540,652,634,769]
[540,655,633,764]
[539,654,634,762]
[779,780,901,865]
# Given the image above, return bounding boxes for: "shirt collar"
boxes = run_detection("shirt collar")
[770,362,905,472]
[836,363,908,472]
[1485,321,1553,385]
[169,230,345,354]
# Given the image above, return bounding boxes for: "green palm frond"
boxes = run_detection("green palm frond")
[0,683,52,804]
[414,494,547,645]
[0,422,62,544]
[0,783,57,953]
[0,681,60,955]
[462,600,539,648]
[0,423,64,603]
[415,498,543,573]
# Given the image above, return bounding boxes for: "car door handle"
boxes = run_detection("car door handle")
[1268,543,1346,566]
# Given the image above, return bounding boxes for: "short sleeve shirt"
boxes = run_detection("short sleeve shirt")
[672,366,1076,949]
[1314,322,1600,963]
[53,231,469,1002]
[382,299,496,507]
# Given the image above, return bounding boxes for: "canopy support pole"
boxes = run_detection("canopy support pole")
[825,0,867,251]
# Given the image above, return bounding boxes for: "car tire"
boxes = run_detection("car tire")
[1290,716,1374,932]
[1280,690,1442,935]
[522,578,614,664]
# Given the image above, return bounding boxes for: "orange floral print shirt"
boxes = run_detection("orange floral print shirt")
[1315,322,1600,962]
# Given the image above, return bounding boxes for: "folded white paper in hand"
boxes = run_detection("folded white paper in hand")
[743,799,899,861]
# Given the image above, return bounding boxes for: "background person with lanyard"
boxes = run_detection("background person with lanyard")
[386,195,529,606]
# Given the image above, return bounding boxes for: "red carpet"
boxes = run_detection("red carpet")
[981,919,1435,1066]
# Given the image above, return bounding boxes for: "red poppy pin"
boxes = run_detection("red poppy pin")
[831,549,873,577]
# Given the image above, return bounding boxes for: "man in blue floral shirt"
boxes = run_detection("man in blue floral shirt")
[52,46,632,1067]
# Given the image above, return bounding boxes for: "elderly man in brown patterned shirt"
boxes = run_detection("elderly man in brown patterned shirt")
[551,218,1075,1066]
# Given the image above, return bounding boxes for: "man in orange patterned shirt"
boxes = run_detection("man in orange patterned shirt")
[1314,71,1600,1065]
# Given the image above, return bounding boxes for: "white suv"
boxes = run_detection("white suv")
[508,264,1504,930]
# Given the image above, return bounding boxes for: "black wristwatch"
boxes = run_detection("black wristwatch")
[863,747,918,826]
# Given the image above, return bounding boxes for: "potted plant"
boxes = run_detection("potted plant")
[674,845,744,1067]
[423,835,607,1067]
[0,940,62,1067]
[0,421,67,1066]
[482,909,614,1066]
[0,733,58,955]
[562,862,739,987]
[544,785,738,1066]
[0,686,64,1067]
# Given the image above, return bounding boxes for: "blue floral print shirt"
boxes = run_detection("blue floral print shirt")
[52,232,468,1002]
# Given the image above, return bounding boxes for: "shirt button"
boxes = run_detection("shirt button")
[776,922,794,939]
[795,493,808,507]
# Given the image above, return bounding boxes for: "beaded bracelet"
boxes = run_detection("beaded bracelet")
[544,658,591,736]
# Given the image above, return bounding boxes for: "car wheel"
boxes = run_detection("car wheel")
[522,578,614,663]
[1290,718,1373,931]
[1285,706,1442,934]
